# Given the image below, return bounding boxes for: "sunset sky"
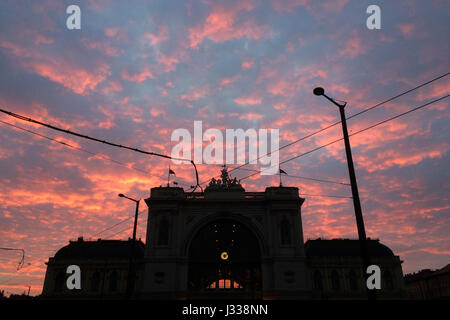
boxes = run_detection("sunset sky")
[0,0,449,296]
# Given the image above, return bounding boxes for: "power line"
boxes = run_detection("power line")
[0,108,201,190]
[90,216,134,237]
[0,119,192,190]
[107,217,148,239]
[201,72,449,185]
[89,206,149,238]
[0,120,151,175]
[299,193,352,199]
[230,166,350,186]
[109,226,134,238]
[0,247,25,270]
[239,94,449,180]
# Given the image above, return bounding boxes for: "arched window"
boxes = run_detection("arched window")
[54,272,65,293]
[385,270,394,290]
[314,270,323,290]
[91,271,101,292]
[348,270,358,291]
[108,271,118,292]
[331,270,340,291]
[158,218,169,245]
[188,219,261,293]
[280,217,291,245]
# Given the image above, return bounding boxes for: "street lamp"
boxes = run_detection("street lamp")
[118,193,140,241]
[313,87,374,300]
[118,193,140,299]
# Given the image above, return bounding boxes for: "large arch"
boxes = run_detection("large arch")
[183,212,268,257]
[186,214,264,297]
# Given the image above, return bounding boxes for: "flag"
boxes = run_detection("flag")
[279,169,287,175]
[169,169,176,175]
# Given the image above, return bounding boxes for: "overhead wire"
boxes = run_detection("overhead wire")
[0,108,201,191]
[238,94,449,180]
[0,119,192,190]
[200,72,450,186]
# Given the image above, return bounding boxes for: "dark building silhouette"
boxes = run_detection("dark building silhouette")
[404,264,450,300]
[42,238,144,299]
[305,239,405,299]
[41,169,406,299]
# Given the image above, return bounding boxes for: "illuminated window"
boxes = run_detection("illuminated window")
[208,279,243,289]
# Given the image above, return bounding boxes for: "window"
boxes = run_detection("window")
[207,279,243,289]
[314,270,323,290]
[91,271,101,292]
[108,271,118,292]
[158,218,169,245]
[331,270,340,291]
[348,270,358,291]
[54,272,65,293]
[385,270,394,290]
[280,217,291,245]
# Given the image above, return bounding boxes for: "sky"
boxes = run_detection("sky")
[0,0,449,296]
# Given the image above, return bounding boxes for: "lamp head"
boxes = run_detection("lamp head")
[118,193,125,198]
[313,87,325,96]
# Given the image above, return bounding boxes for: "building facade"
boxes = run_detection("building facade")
[42,238,144,299]
[404,264,450,300]
[141,169,310,299]
[305,239,406,299]
[41,169,406,299]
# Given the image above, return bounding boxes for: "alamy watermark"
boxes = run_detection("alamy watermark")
[171,121,279,175]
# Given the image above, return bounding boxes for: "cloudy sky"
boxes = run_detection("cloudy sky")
[0,0,449,296]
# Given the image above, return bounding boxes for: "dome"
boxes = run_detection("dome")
[53,238,144,260]
[304,238,395,257]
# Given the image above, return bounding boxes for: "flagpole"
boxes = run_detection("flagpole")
[167,166,170,187]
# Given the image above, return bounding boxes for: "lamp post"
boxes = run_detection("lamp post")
[313,87,374,300]
[118,193,140,241]
[118,193,140,299]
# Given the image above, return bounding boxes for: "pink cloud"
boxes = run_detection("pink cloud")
[121,68,154,83]
[158,54,179,72]
[272,0,347,13]
[239,113,264,120]
[320,0,348,11]
[180,87,210,101]
[104,27,120,37]
[145,25,170,46]
[397,23,415,38]
[416,78,450,101]
[271,0,309,13]
[234,96,262,105]
[220,74,239,86]
[34,35,54,45]
[242,60,254,70]
[97,105,116,129]
[188,3,269,48]
[0,41,110,95]
[81,38,123,57]
[338,32,367,59]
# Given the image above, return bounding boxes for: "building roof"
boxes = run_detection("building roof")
[404,264,450,282]
[53,237,145,260]
[304,238,395,257]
